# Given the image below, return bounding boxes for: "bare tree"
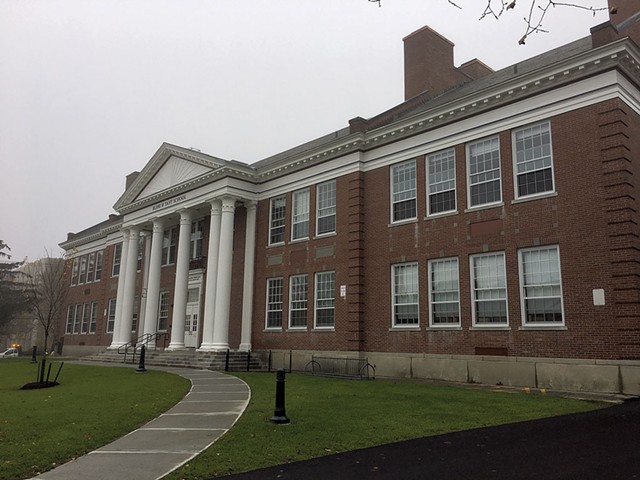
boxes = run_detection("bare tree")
[368,0,612,45]
[22,252,67,354]
[0,240,29,330]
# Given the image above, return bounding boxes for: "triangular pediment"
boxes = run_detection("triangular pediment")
[137,156,212,200]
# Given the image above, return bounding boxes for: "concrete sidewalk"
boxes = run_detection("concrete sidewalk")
[34,366,250,480]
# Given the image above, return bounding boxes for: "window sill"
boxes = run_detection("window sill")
[425,210,458,220]
[388,218,418,228]
[511,191,557,204]
[469,326,511,331]
[389,326,421,332]
[314,232,337,240]
[290,237,309,244]
[518,325,567,331]
[464,202,504,214]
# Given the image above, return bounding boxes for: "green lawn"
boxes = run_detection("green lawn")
[0,358,190,480]
[167,372,603,479]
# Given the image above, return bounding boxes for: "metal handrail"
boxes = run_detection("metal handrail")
[116,332,169,363]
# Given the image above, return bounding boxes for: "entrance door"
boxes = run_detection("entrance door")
[184,288,200,348]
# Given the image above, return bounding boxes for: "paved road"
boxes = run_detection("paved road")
[34,367,249,480]
[226,398,640,480]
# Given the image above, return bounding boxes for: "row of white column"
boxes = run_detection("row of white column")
[108,196,257,352]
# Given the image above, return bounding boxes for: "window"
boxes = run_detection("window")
[162,228,177,265]
[468,137,501,208]
[427,149,456,215]
[86,252,96,283]
[190,220,204,259]
[392,263,419,327]
[428,258,460,327]
[316,180,336,235]
[136,236,144,271]
[80,303,90,334]
[158,292,170,331]
[292,189,310,240]
[519,246,564,325]
[315,271,335,328]
[73,304,82,334]
[112,243,122,277]
[71,258,79,286]
[471,252,508,326]
[289,274,308,328]
[265,278,284,329]
[95,251,103,281]
[89,302,98,334]
[514,121,554,198]
[132,296,139,332]
[269,196,286,245]
[391,160,417,222]
[106,299,117,334]
[65,305,74,334]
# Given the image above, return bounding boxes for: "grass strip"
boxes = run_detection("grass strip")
[0,358,190,480]
[168,372,602,479]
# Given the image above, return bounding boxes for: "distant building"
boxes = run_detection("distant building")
[59,1,640,394]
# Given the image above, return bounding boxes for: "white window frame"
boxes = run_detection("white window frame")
[106,298,117,334]
[158,291,170,331]
[65,305,74,334]
[518,245,564,327]
[427,148,456,216]
[78,256,87,285]
[467,136,502,209]
[265,277,284,330]
[428,257,460,328]
[470,252,508,327]
[71,257,79,286]
[89,302,98,334]
[513,121,555,200]
[112,243,122,277]
[190,219,205,259]
[288,274,308,329]
[80,303,90,334]
[86,252,96,283]
[391,159,417,223]
[314,271,335,329]
[292,188,310,241]
[316,180,336,236]
[391,262,419,328]
[95,250,103,281]
[269,195,286,245]
[162,228,177,266]
[72,304,82,334]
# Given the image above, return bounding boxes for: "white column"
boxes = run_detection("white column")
[168,209,192,350]
[211,196,236,351]
[108,230,130,349]
[240,201,257,352]
[118,226,141,347]
[198,199,222,351]
[137,231,152,339]
[142,218,164,347]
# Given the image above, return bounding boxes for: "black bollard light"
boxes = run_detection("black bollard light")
[270,368,290,424]
[136,345,147,373]
[31,346,37,364]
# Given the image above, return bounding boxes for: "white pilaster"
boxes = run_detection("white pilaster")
[142,218,164,348]
[118,226,141,347]
[108,230,130,349]
[211,196,236,351]
[239,201,257,352]
[198,199,222,352]
[168,209,192,350]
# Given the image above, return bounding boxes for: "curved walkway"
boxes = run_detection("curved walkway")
[34,365,250,480]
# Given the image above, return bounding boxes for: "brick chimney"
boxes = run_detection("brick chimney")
[403,26,493,101]
[592,0,640,47]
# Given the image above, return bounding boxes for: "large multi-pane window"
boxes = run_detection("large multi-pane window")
[289,274,308,328]
[316,180,336,236]
[427,149,456,215]
[392,263,419,327]
[158,292,170,331]
[190,220,204,259]
[391,160,417,222]
[162,228,178,265]
[71,258,79,286]
[106,299,117,333]
[86,252,96,283]
[471,252,508,326]
[132,296,139,332]
[514,121,554,198]
[112,243,122,277]
[89,302,98,334]
[428,258,460,327]
[519,246,564,325]
[65,305,74,334]
[80,303,90,334]
[315,271,335,328]
[136,236,144,271]
[269,195,286,245]
[78,256,87,284]
[95,251,103,281]
[266,277,284,329]
[292,189,310,240]
[73,304,82,334]
[468,137,502,208]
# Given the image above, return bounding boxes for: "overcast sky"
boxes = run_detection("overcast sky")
[0,0,609,262]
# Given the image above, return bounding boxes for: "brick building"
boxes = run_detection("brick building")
[59,2,640,394]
